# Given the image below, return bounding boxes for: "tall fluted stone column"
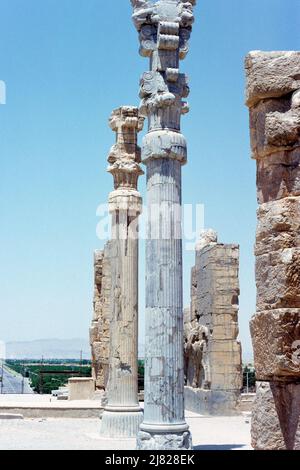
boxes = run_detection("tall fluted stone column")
[245,51,300,450]
[100,106,144,438]
[131,0,196,450]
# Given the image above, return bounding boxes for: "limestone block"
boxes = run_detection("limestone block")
[249,97,291,160]
[89,323,98,345]
[256,248,300,310]
[184,387,241,416]
[257,149,300,203]
[250,309,300,380]
[209,340,241,355]
[92,341,108,360]
[212,313,239,340]
[245,51,300,107]
[68,378,95,401]
[256,197,300,255]
[94,250,104,285]
[251,381,300,450]
[210,373,242,392]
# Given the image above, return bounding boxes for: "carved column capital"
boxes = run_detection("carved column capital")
[131,0,196,138]
[107,106,144,190]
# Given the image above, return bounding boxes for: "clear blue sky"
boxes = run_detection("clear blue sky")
[0,0,298,359]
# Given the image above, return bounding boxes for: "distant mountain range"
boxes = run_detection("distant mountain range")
[6,338,91,360]
[5,338,146,360]
[4,338,250,362]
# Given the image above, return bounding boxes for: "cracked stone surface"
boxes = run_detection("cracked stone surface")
[90,245,112,390]
[100,106,144,438]
[131,0,197,450]
[184,230,242,415]
[246,50,300,450]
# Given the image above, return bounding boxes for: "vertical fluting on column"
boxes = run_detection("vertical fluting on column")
[245,51,300,450]
[131,0,197,450]
[100,106,144,438]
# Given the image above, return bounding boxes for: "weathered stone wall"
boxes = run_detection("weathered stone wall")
[246,51,300,450]
[90,242,112,390]
[184,230,242,415]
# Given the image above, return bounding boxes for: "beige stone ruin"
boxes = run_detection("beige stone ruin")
[246,51,300,450]
[100,105,144,437]
[89,239,112,390]
[184,229,242,415]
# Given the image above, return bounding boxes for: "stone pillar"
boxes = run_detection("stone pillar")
[184,230,242,415]
[90,243,112,390]
[131,0,196,450]
[245,51,300,450]
[100,106,144,438]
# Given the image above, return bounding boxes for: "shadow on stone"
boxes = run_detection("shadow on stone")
[271,382,300,450]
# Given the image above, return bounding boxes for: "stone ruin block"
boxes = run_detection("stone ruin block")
[246,50,300,449]
[250,309,300,381]
[256,198,300,255]
[245,51,300,108]
[184,230,242,415]
[256,149,300,204]
[256,248,300,310]
[251,381,300,450]
[89,243,112,390]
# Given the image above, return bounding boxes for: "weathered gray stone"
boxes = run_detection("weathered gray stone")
[256,149,300,204]
[246,50,300,450]
[131,0,197,450]
[184,387,241,417]
[256,248,300,310]
[100,106,144,438]
[250,309,300,381]
[90,245,112,390]
[256,198,300,255]
[137,430,192,451]
[245,51,300,107]
[184,231,242,415]
[252,381,300,450]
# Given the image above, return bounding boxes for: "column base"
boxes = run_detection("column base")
[100,406,143,438]
[136,424,192,450]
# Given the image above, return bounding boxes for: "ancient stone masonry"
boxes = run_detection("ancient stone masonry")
[246,51,300,450]
[131,0,196,450]
[100,106,144,438]
[90,244,112,390]
[184,230,242,415]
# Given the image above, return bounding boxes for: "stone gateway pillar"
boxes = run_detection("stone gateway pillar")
[184,230,242,416]
[245,51,300,450]
[131,0,197,450]
[100,106,144,438]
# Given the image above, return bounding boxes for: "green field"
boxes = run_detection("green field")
[6,360,92,394]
